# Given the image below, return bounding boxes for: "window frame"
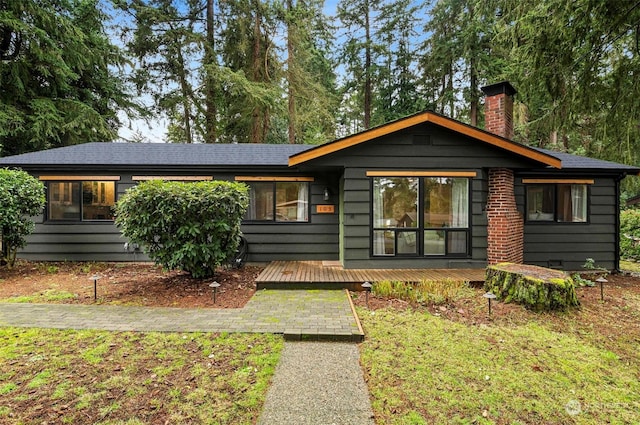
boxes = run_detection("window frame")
[524,182,590,224]
[369,175,472,258]
[241,180,311,223]
[45,179,118,223]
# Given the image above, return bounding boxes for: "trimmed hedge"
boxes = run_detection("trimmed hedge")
[114,180,248,278]
[485,263,580,312]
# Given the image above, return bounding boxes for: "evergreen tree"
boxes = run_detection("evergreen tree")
[117,0,283,144]
[496,0,640,171]
[419,0,502,123]
[336,0,380,132]
[373,0,423,124]
[0,0,140,156]
[283,0,338,144]
[116,0,205,143]
[218,0,282,143]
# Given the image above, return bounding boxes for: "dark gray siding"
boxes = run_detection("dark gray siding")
[240,180,339,262]
[307,125,541,170]
[517,177,619,271]
[305,124,540,269]
[20,174,148,261]
[18,170,340,263]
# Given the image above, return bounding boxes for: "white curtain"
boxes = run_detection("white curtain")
[571,184,587,222]
[297,183,308,221]
[248,184,257,220]
[451,179,468,228]
[450,179,469,253]
[373,179,386,254]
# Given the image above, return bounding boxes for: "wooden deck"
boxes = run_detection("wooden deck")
[256,261,486,290]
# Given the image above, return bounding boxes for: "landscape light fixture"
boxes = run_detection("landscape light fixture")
[89,274,102,301]
[209,281,221,304]
[483,292,497,316]
[362,281,373,309]
[596,276,607,302]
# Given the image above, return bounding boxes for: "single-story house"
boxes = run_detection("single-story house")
[1,82,638,271]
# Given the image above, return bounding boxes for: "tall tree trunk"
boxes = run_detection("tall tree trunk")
[470,54,477,126]
[364,0,371,129]
[173,33,193,144]
[204,0,217,143]
[447,68,454,117]
[287,0,296,144]
[468,3,478,127]
[251,10,261,143]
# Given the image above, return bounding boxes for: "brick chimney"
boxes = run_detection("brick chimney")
[481,81,523,265]
[481,81,516,139]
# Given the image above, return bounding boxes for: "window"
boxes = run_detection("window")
[372,177,470,257]
[245,181,309,222]
[48,181,116,221]
[526,184,587,223]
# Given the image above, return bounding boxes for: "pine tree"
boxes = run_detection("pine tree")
[0,0,140,156]
[283,0,338,144]
[337,0,381,132]
[373,0,423,124]
[218,0,282,143]
[496,0,640,171]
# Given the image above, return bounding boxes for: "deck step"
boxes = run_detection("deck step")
[256,261,486,290]
[256,281,366,291]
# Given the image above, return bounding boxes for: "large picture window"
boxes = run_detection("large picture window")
[526,184,588,223]
[245,181,309,222]
[372,176,470,257]
[48,181,116,221]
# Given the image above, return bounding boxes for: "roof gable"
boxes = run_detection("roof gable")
[288,110,562,168]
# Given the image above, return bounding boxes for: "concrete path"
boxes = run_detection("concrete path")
[258,342,375,425]
[0,289,364,341]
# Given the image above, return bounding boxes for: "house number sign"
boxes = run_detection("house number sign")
[316,205,335,214]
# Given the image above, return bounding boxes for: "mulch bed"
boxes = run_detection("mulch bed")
[0,261,261,308]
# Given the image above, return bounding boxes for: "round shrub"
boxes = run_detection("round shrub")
[114,180,249,278]
[0,168,46,267]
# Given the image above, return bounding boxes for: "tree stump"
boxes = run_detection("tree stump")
[484,263,580,312]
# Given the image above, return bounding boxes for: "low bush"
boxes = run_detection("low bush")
[0,168,46,268]
[114,180,248,278]
[620,209,640,260]
[373,279,471,305]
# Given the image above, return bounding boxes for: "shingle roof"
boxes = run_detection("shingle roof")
[0,142,315,167]
[534,148,639,172]
[0,141,637,175]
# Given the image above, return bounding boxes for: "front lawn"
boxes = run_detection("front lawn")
[357,276,640,424]
[0,329,282,424]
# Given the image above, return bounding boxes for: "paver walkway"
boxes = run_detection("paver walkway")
[0,289,364,341]
[0,289,375,424]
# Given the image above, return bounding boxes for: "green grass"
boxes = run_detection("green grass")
[4,289,77,303]
[359,308,640,424]
[619,260,640,273]
[0,328,283,424]
[373,279,473,305]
